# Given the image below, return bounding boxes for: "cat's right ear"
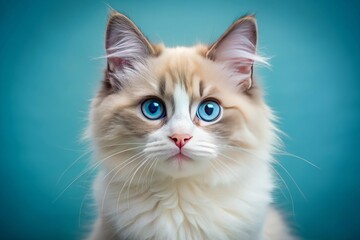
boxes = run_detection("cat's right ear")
[105,11,154,90]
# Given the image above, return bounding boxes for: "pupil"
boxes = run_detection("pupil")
[205,104,214,115]
[149,102,159,114]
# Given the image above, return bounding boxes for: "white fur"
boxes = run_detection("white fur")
[87,15,294,239]
[92,168,272,239]
[88,84,294,240]
[143,85,218,178]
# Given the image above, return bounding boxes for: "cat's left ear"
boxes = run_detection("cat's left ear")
[206,15,266,91]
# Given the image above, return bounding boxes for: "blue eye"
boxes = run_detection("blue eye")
[141,98,166,120]
[197,100,221,122]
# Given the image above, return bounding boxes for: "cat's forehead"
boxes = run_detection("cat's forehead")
[149,45,221,100]
[153,46,206,79]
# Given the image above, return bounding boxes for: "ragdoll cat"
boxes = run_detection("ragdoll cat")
[86,10,295,240]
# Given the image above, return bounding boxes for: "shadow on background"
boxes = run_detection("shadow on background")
[0,0,359,239]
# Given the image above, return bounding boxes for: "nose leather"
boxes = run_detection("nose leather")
[169,134,192,148]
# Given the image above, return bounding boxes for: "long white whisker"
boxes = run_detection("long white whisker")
[101,152,146,213]
[137,156,155,192]
[115,158,146,212]
[275,160,306,200]
[149,157,160,185]
[220,144,319,170]
[56,150,92,186]
[102,152,145,181]
[53,146,144,203]
[218,145,267,162]
[275,151,320,169]
[269,164,295,216]
[220,143,310,203]
[126,157,150,205]
[99,142,145,148]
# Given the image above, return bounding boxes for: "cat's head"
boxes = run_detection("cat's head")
[88,11,278,185]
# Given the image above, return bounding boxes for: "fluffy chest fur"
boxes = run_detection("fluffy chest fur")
[95,164,273,240]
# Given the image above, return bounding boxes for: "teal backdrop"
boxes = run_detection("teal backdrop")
[1,0,359,239]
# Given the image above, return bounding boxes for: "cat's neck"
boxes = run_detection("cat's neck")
[99,160,273,204]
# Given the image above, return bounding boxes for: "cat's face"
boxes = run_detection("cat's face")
[89,12,276,184]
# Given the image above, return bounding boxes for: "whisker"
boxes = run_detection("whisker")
[98,142,145,148]
[137,156,154,193]
[218,144,299,214]
[115,158,145,212]
[126,157,150,205]
[269,164,295,216]
[218,145,267,162]
[53,146,144,203]
[101,152,146,213]
[275,160,306,200]
[144,146,175,153]
[102,152,145,181]
[214,155,239,180]
[149,157,160,184]
[145,141,167,147]
[275,151,320,169]
[56,150,92,186]
[220,143,319,170]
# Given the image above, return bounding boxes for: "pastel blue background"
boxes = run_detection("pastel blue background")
[1,0,359,239]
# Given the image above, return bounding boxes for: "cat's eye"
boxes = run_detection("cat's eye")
[196,100,221,122]
[141,98,166,120]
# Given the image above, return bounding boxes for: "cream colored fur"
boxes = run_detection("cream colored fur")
[86,11,296,240]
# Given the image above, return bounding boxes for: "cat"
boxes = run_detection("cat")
[86,10,296,240]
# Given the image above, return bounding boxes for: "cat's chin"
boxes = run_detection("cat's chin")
[156,154,208,179]
[169,153,193,163]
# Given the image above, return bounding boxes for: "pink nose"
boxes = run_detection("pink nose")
[169,134,192,148]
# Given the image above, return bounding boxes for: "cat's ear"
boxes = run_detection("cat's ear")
[105,11,155,75]
[206,15,266,91]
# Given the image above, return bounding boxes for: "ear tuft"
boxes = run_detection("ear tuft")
[206,16,268,90]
